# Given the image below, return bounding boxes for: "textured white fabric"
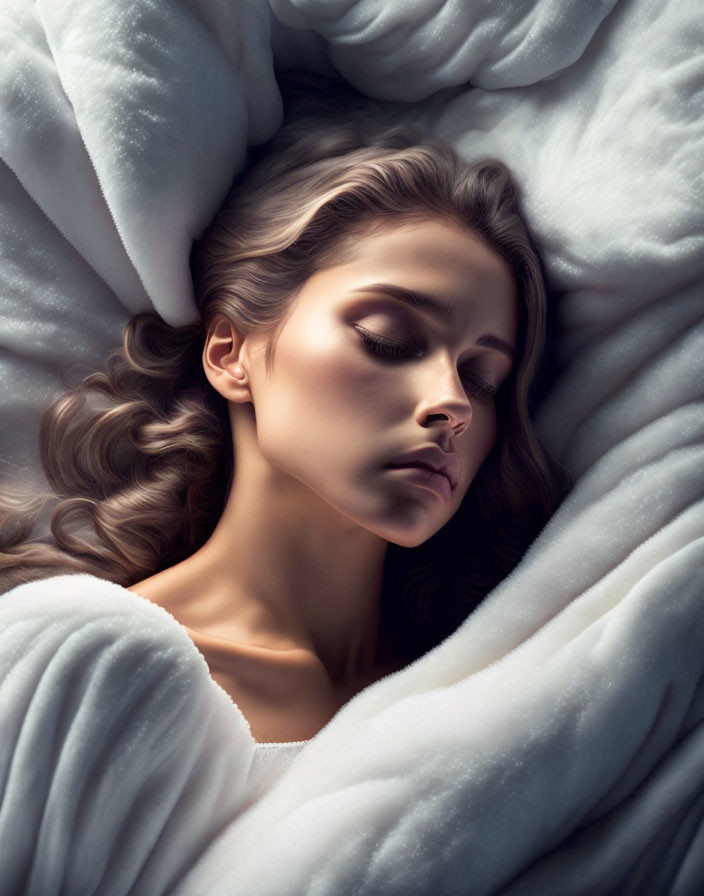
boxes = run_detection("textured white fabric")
[0,575,255,895]
[248,740,310,807]
[0,0,281,328]
[1,0,703,892]
[269,0,619,97]
[2,554,704,894]
[0,574,312,893]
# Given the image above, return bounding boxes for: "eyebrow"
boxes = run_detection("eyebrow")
[350,282,516,361]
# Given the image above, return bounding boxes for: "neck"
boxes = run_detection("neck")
[135,433,392,687]
[199,476,390,683]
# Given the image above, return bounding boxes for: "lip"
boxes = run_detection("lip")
[385,446,460,490]
[387,464,453,503]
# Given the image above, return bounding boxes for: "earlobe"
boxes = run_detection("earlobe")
[202,316,252,402]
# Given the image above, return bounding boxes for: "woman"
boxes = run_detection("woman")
[0,71,564,744]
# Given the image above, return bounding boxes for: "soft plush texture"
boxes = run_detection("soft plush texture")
[1,0,703,893]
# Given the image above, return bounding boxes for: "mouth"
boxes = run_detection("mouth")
[388,461,451,482]
[386,463,453,503]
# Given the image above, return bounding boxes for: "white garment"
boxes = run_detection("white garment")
[248,741,309,808]
[0,573,313,895]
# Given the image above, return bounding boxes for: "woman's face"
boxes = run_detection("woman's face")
[240,216,519,548]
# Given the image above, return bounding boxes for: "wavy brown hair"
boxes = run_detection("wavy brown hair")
[0,70,568,660]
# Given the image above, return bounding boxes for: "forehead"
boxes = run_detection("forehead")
[345,216,512,282]
[304,216,519,336]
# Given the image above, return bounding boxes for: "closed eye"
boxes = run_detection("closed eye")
[354,325,500,403]
[459,372,498,402]
[354,325,422,360]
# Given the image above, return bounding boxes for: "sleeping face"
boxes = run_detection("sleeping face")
[232,216,518,548]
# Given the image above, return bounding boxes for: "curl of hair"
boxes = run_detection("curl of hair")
[0,69,569,660]
[0,315,231,590]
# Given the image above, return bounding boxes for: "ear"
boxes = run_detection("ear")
[202,316,253,403]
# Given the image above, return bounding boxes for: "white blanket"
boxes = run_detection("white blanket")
[1,0,703,893]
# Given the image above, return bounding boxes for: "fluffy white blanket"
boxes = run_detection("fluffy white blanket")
[1,0,703,893]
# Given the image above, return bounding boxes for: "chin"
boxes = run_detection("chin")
[371,513,449,548]
[370,497,460,545]
[390,523,446,548]
[388,532,432,549]
[332,484,458,546]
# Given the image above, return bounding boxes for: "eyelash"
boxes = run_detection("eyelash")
[354,326,499,402]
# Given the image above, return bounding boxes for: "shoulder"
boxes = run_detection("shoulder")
[0,572,264,746]
[0,573,256,749]
[2,570,187,625]
[0,573,208,687]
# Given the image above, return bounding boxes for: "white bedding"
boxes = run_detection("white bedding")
[1,0,703,893]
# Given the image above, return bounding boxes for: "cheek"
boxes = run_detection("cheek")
[254,333,383,470]
[282,327,397,433]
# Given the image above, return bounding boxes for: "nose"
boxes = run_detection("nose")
[414,355,472,437]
